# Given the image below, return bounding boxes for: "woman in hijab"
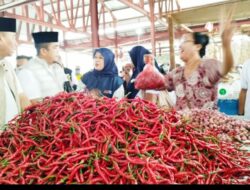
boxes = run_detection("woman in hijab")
[80,48,124,99]
[125,45,162,99]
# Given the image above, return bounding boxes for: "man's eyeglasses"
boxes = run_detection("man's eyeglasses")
[182,40,194,44]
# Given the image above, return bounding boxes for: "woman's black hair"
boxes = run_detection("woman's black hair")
[193,32,209,58]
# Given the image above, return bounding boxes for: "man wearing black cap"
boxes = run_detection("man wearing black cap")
[17,31,68,102]
[0,17,30,130]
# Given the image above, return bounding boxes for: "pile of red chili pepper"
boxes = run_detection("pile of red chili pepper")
[0,92,249,184]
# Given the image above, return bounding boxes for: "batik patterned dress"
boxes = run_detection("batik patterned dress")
[164,59,222,111]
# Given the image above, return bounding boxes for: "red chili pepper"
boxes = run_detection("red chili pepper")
[0,179,18,184]
[67,164,85,184]
[94,159,109,184]
[125,150,146,165]
[55,164,68,183]
[89,177,105,184]
[86,167,94,184]
[145,158,157,183]
[112,161,134,180]
[101,137,111,155]
[66,154,89,163]
[36,159,51,171]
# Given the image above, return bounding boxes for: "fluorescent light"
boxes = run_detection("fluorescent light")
[99,27,115,35]
[98,21,150,36]
[117,21,150,32]
[136,28,143,35]
[64,32,88,40]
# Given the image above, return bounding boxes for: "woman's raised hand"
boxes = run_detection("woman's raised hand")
[219,4,236,46]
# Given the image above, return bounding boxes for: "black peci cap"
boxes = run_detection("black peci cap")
[0,17,16,32]
[32,31,58,44]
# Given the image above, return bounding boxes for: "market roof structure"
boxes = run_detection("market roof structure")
[0,0,250,53]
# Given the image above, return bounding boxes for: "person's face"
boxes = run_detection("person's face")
[16,58,29,67]
[120,63,134,82]
[124,63,133,76]
[143,54,154,65]
[179,33,200,63]
[43,42,60,64]
[94,52,105,71]
[0,32,17,57]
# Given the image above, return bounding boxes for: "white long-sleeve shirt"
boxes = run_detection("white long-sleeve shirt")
[17,57,67,100]
[241,59,250,119]
[0,59,22,128]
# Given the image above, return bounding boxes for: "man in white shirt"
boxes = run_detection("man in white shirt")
[238,59,250,119]
[0,17,30,130]
[17,31,68,103]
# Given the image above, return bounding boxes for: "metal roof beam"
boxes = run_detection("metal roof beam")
[118,0,167,27]
[63,18,250,50]
[119,0,150,18]
[2,11,82,33]
[63,30,173,50]
[0,0,39,12]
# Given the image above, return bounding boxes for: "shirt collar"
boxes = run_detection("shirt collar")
[35,57,58,69]
[35,56,48,66]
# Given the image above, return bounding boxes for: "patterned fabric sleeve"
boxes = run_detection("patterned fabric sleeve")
[202,59,222,86]
[164,67,182,91]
